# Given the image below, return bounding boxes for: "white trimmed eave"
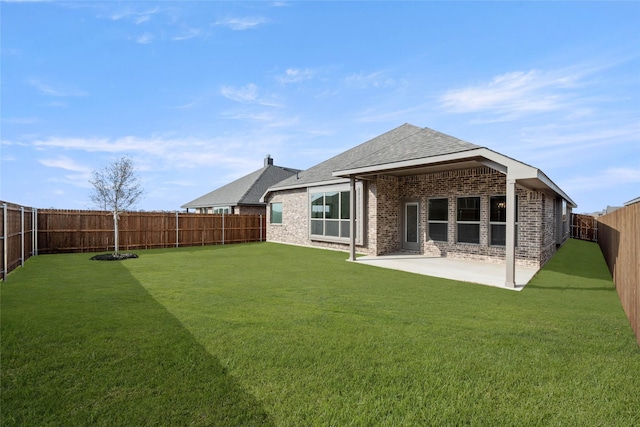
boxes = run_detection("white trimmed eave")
[332,147,577,207]
[260,178,350,203]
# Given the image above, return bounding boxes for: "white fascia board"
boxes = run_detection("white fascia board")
[331,147,577,207]
[332,149,487,177]
[332,148,523,178]
[260,178,350,202]
[536,170,578,208]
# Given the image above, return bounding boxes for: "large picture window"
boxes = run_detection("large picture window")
[457,197,480,244]
[428,198,448,242]
[489,195,518,246]
[310,190,351,239]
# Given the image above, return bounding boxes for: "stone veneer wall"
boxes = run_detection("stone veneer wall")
[234,205,267,216]
[266,186,376,255]
[266,188,308,246]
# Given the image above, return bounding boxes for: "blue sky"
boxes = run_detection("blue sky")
[1,1,639,213]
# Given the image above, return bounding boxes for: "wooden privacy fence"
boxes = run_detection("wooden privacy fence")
[37,209,266,254]
[597,202,639,346]
[1,203,266,279]
[570,213,598,242]
[1,202,37,280]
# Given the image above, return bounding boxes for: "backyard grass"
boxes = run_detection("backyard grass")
[2,239,639,426]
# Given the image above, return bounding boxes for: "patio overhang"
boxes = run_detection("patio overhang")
[334,147,576,289]
[332,147,576,207]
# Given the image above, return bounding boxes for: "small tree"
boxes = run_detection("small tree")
[89,156,144,255]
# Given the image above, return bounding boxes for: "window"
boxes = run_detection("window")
[428,198,448,242]
[489,195,518,246]
[212,207,230,214]
[310,190,350,239]
[270,202,283,224]
[457,197,480,244]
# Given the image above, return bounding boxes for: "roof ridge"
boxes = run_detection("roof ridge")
[337,124,429,170]
[237,164,271,204]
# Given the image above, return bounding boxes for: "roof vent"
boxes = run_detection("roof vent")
[264,154,273,167]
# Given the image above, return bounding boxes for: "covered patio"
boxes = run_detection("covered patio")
[353,254,539,291]
[336,142,575,289]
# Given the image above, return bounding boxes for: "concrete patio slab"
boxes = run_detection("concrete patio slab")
[353,254,539,291]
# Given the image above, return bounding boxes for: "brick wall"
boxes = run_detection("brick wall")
[375,175,400,255]
[266,167,567,267]
[371,167,560,267]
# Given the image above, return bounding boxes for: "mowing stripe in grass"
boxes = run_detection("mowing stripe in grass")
[1,252,273,426]
[2,240,639,426]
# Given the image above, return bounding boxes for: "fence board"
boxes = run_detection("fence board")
[1,202,36,279]
[597,203,639,346]
[35,209,265,254]
[570,213,598,242]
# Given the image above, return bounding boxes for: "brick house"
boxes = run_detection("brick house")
[182,155,300,215]
[262,124,576,287]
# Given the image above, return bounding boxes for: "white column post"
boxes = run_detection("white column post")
[505,177,516,287]
[349,175,356,261]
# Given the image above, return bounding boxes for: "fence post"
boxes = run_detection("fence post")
[32,208,36,256]
[260,214,263,242]
[175,211,179,248]
[2,203,6,280]
[20,207,25,267]
[222,212,225,245]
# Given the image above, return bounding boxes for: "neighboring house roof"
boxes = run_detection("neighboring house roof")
[624,196,640,206]
[263,123,576,208]
[182,157,300,209]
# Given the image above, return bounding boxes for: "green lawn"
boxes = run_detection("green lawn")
[2,239,639,426]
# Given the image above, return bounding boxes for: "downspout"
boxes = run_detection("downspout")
[505,177,516,287]
[349,175,356,261]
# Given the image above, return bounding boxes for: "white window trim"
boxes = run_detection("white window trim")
[308,182,363,245]
[270,202,283,225]
[212,206,231,214]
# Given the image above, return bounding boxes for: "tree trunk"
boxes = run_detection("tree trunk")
[113,211,120,255]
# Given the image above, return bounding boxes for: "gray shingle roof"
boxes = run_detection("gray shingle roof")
[270,123,481,190]
[182,164,299,209]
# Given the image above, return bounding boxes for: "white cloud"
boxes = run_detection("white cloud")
[221,83,259,103]
[220,83,283,108]
[2,117,39,125]
[276,68,315,84]
[171,28,204,41]
[135,32,154,44]
[38,156,91,173]
[27,78,88,97]
[213,16,268,30]
[561,167,640,192]
[39,156,93,188]
[344,71,396,89]
[109,6,159,23]
[28,134,271,171]
[440,69,581,119]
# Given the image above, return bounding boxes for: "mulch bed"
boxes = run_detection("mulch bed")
[90,253,139,261]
